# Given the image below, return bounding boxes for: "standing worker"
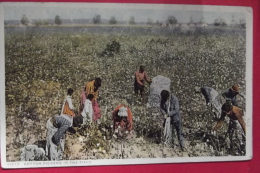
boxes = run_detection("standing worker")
[61,88,76,117]
[81,94,94,124]
[160,90,185,150]
[134,65,151,99]
[85,78,102,121]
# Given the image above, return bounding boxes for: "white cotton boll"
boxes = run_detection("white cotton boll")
[115,129,118,133]
[78,137,83,143]
[210,146,214,153]
[97,143,100,147]
[113,134,117,139]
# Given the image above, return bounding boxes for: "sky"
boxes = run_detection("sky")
[2,2,248,24]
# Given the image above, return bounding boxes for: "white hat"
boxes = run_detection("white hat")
[118,107,128,117]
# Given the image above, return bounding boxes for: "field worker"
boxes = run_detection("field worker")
[46,114,76,160]
[61,88,75,117]
[81,94,94,124]
[112,100,133,138]
[213,99,246,142]
[86,78,102,121]
[160,90,185,150]
[79,87,87,113]
[222,84,245,106]
[194,86,222,117]
[134,65,151,99]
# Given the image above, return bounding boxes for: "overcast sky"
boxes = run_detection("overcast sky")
[3,2,247,24]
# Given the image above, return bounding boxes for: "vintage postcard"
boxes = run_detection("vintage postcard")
[0,2,252,169]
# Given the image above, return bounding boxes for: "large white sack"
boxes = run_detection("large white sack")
[147,75,171,108]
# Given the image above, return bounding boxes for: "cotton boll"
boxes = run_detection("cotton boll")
[78,136,83,143]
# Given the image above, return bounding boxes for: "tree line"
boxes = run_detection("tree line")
[17,14,246,28]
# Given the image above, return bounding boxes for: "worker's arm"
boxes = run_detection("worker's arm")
[222,91,227,99]
[144,71,151,83]
[213,111,226,131]
[238,92,245,100]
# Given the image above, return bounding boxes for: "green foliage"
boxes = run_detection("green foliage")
[214,18,227,27]
[155,20,162,26]
[55,15,62,25]
[129,16,135,25]
[147,18,153,25]
[34,20,42,27]
[21,15,29,26]
[101,40,121,56]
[93,14,101,24]
[109,16,117,25]
[167,15,177,25]
[239,19,246,29]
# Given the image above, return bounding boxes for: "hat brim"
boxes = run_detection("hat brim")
[231,87,239,92]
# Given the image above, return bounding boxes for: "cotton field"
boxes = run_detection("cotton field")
[5,26,246,161]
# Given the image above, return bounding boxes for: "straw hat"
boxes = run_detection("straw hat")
[231,84,239,92]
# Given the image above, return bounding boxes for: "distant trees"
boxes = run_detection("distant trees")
[239,19,246,29]
[43,20,49,26]
[213,18,227,26]
[189,16,194,24]
[166,15,177,25]
[147,18,153,25]
[93,14,101,24]
[230,15,246,28]
[129,16,136,25]
[109,16,117,25]
[34,20,42,27]
[200,17,205,24]
[155,20,162,26]
[55,15,62,25]
[21,15,29,26]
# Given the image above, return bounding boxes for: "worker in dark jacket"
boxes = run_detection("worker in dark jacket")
[222,84,244,106]
[160,90,185,150]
